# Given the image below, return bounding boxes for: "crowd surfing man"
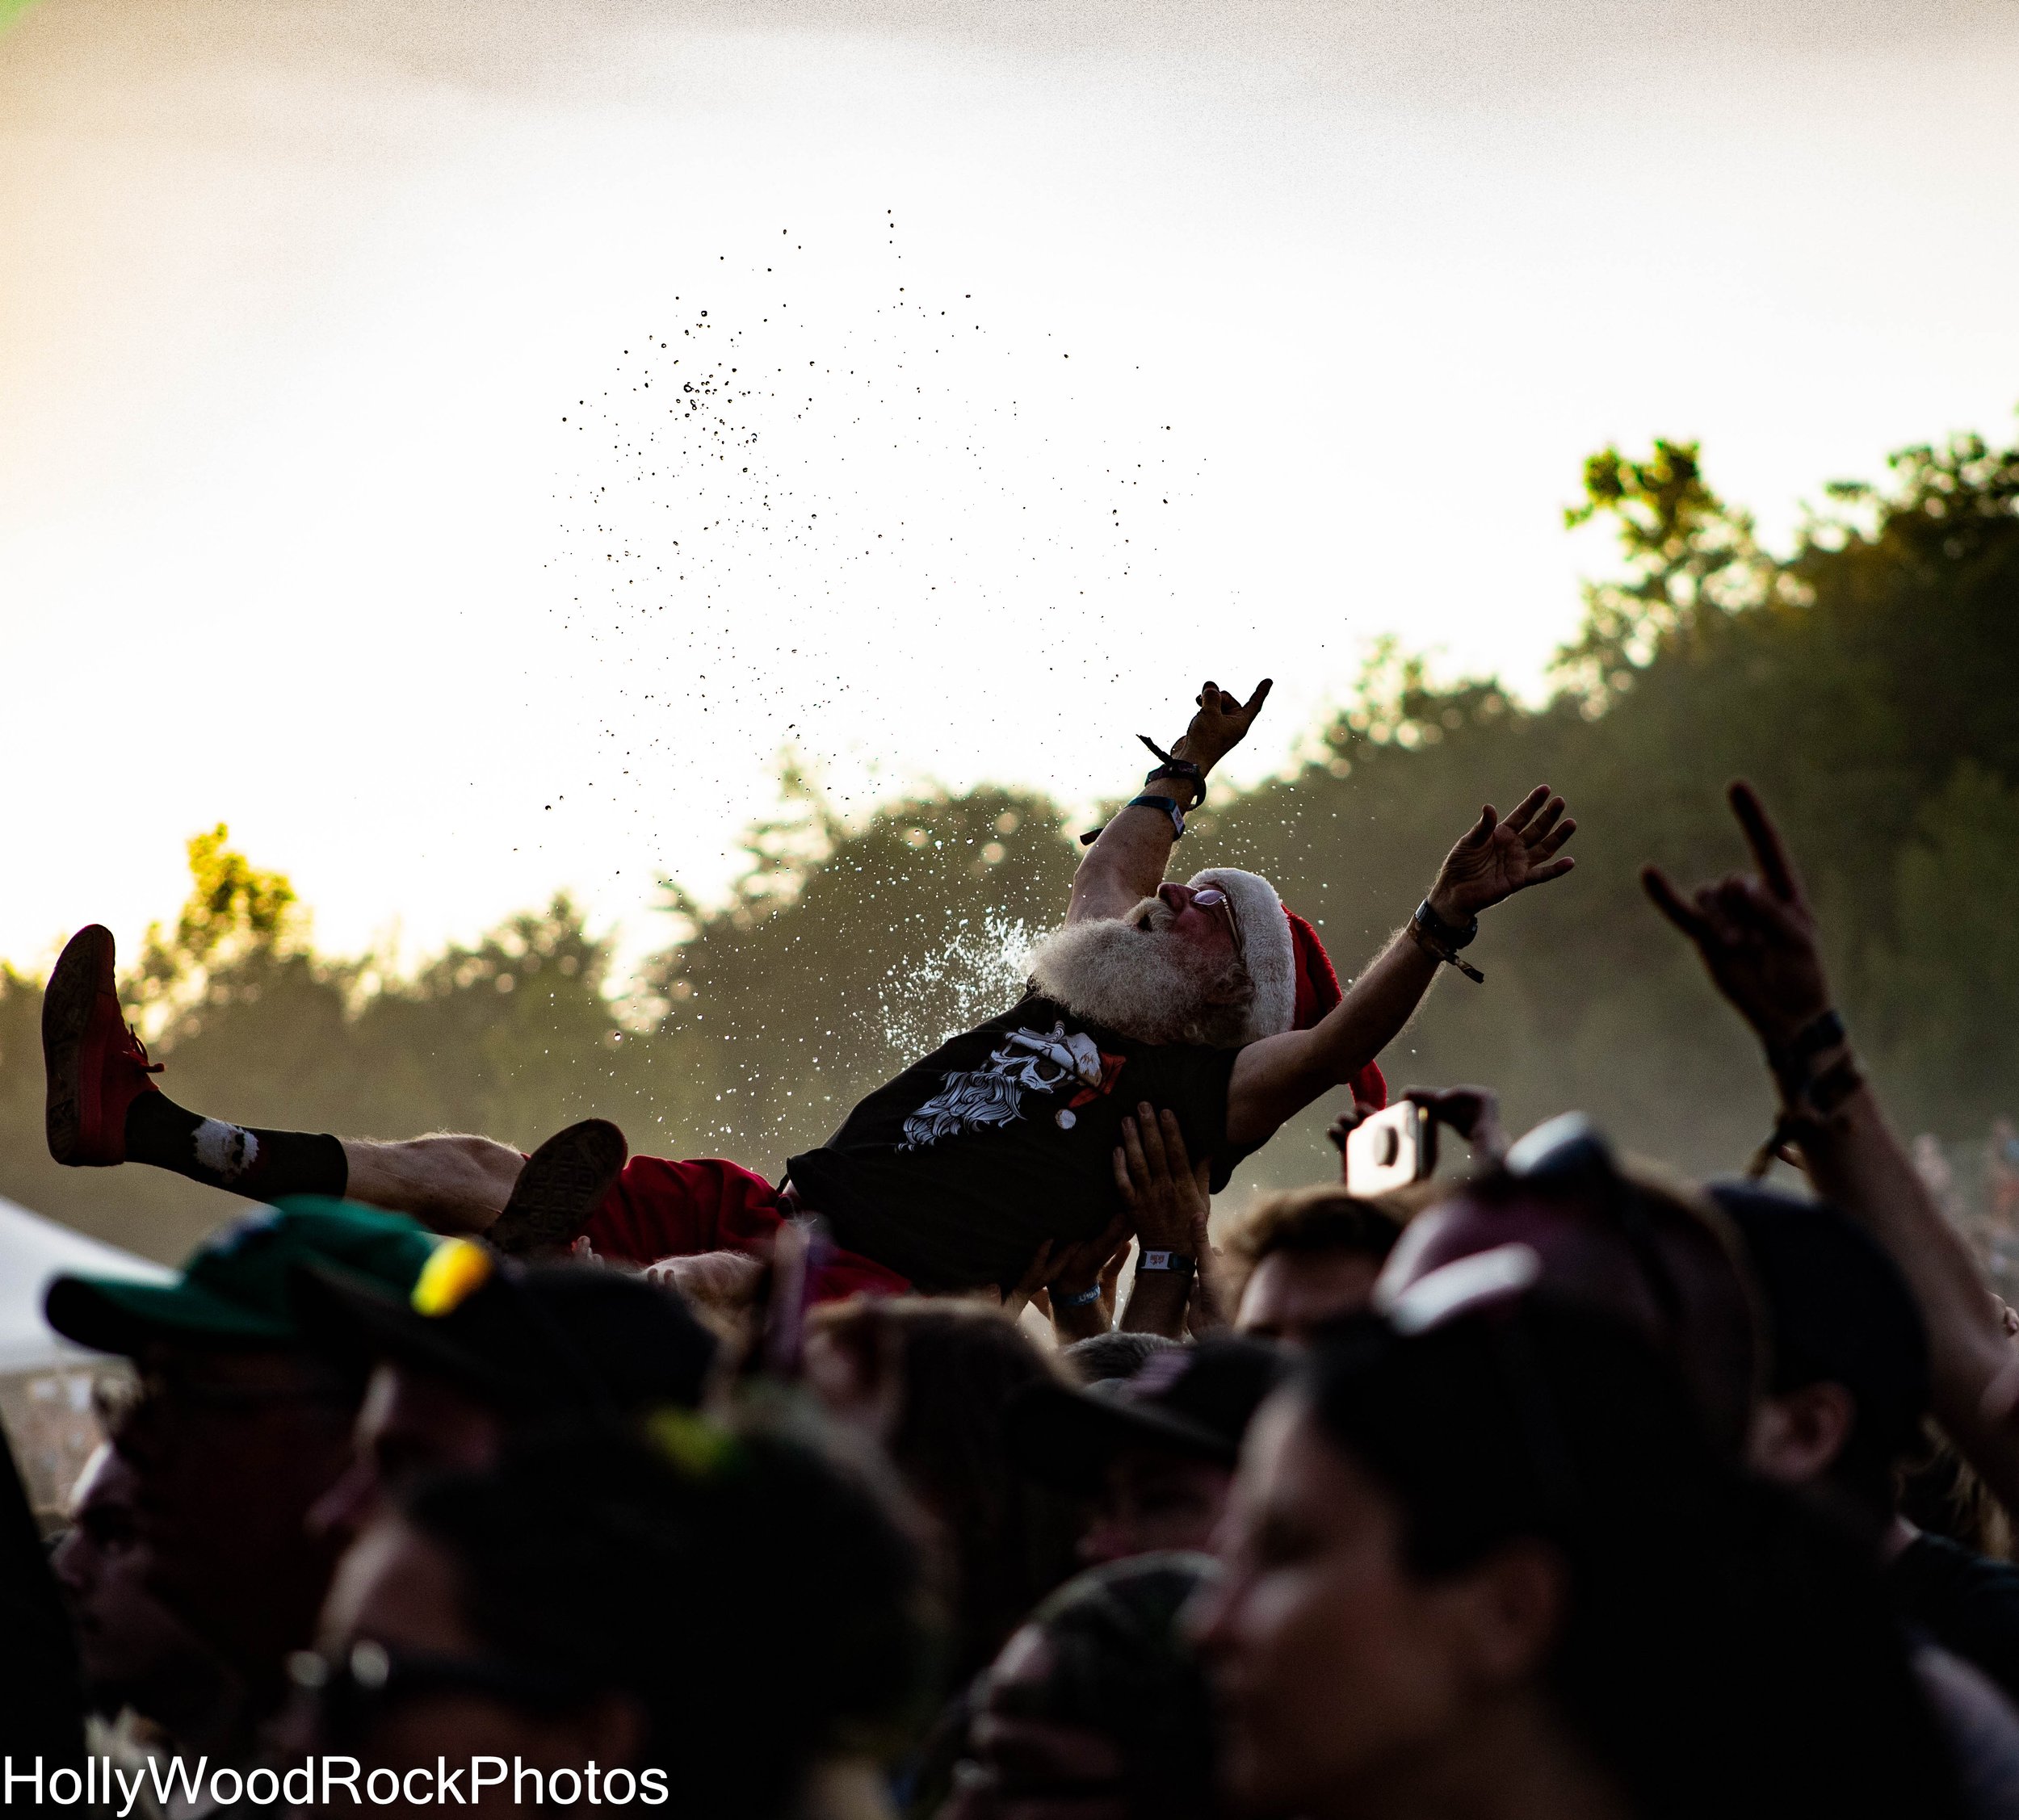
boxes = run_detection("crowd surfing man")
[41,677,1577,1301]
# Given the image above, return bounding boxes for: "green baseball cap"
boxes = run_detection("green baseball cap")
[44,1199,439,1357]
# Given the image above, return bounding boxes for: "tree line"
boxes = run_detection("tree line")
[3,423,2014,1261]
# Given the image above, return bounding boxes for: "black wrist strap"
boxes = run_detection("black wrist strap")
[1080,794,1186,845]
[1136,736,1207,809]
[1767,1009,1849,1097]
[1414,898,1480,950]
[1080,738,1205,844]
[1144,764,1206,807]
[1407,909,1484,983]
[1770,1009,1846,1067]
[1747,1038,1865,1180]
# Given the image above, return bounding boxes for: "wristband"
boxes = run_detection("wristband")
[1055,1283,1104,1309]
[1144,762,1206,809]
[1767,1009,1849,1099]
[1078,794,1187,847]
[1747,1046,1866,1180]
[1405,913,1485,985]
[1139,1250,1195,1274]
[1414,898,1480,950]
[1769,1009,1847,1070]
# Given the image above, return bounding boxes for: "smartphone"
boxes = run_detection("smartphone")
[1345,1103,1438,1196]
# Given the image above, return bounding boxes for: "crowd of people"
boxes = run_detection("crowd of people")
[7,677,2019,1817]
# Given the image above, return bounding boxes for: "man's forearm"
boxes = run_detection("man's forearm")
[1050,1295,1110,1344]
[1068,790,1187,923]
[1067,681,1272,924]
[1226,924,1442,1147]
[1119,1268,1192,1339]
[1319,925,1444,1080]
[1799,1086,2019,1511]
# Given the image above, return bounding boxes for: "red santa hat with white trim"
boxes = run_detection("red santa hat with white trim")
[1187,866,1387,1109]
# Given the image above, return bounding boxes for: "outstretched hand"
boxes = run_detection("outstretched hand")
[1114,1106,1212,1249]
[1174,679,1273,772]
[1429,785,1577,920]
[1641,782,1832,1050]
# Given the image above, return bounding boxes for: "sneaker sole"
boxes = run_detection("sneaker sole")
[486,1118,629,1260]
[43,924,116,1167]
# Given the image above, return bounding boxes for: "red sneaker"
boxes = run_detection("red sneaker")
[43,925,162,1167]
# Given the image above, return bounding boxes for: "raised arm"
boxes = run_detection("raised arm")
[1226,786,1576,1147]
[1067,680,1274,925]
[1644,782,2019,1515]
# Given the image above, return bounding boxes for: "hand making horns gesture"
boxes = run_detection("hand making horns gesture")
[1639,781,1833,1050]
[1172,678,1274,773]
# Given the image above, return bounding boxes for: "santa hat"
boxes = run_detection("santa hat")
[1187,868,1387,1109]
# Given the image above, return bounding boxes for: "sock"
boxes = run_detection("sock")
[124,1094,349,1201]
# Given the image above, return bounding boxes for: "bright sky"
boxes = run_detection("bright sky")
[4,0,2017,981]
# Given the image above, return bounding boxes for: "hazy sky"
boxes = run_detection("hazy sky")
[4,0,2017,979]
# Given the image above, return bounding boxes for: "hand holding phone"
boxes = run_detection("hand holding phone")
[1345,1102,1438,1196]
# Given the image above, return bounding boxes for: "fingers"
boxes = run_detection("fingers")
[1402,1084,1484,1139]
[1191,1154,1213,1199]
[1501,783,1551,833]
[1698,878,1761,950]
[1727,780,1803,904]
[1111,1140,1141,1206]
[1134,1105,1173,1177]
[1156,1106,1193,1174]
[1532,815,1577,859]
[1119,1114,1156,1193]
[1520,796,1563,844]
[1459,803,1497,849]
[1197,678,1271,724]
[1522,855,1576,888]
[1642,864,1711,938]
[1517,795,1572,853]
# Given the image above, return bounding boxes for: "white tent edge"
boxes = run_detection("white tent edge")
[0,1194,174,1377]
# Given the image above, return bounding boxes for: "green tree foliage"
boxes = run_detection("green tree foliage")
[0,421,2013,1260]
[1202,422,2019,1176]
[640,774,1076,1157]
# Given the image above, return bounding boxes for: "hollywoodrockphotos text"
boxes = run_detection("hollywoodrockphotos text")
[3,1755,674,1809]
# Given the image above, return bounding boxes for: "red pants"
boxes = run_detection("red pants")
[582,1156,910,1302]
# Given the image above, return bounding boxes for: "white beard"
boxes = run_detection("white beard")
[1026,898,1254,1047]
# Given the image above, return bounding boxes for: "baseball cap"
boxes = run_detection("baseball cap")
[1007,1336,1287,1496]
[1378,1113,1764,1457]
[292,1239,717,1415]
[44,1199,437,1357]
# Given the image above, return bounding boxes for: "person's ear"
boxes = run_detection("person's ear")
[1448,1539,1568,1688]
[1747,1382,1857,1487]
